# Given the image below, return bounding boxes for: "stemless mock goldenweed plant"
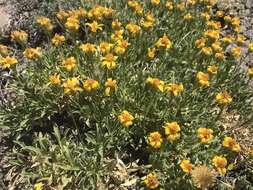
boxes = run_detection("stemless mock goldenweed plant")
[0,0,253,189]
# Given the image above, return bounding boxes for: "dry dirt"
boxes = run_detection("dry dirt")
[0,4,11,31]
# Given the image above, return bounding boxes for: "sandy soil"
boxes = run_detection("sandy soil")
[0,5,10,29]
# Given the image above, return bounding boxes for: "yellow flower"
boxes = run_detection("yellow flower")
[180,160,194,173]
[233,26,241,33]
[11,30,28,44]
[165,1,173,10]
[57,10,69,22]
[85,21,103,32]
[184,13,192,20]
[104,78,117,96]
[144,172,159,189]
[176,2,185,11]
[51,34,65,46]
[211,41,222,52]
[215,52,225,60]
[248,43,253,52]
[141,20,154,30]
[236,35,246,45]
[148,131,163,149]
[215,11,224,18]
[62,57,76,71]
[216,91,232,104]
[118,110,134,128]
[151,0,160,5]
[196,72,210,87]
[224,15,232,22]
[111,30,124,41]
[250,148,253,157]
[83,79,99,92]
[231,17,240,27]
[248,68,253,77]
[195,38,206,48]
[222,136,241,152]
[163,121,181,141]
[36,16,53,31]
[126,22,141,35]
[197,128,213,144]
[63,77,83,94]
[156,34,172,49]
[23,48,42,60]
[0,44,8,56]
[112,19,122,30]
[207,66,218,74]
[164,83,184,96]
[65,16,80,31]
[101,53,118,70]
[187,0,196,7]
[115,40,130,54]
[0,56,18,69]
[207,21,221,29]
[49,74,61,85]
[204,29,220,40]
[201,47,212,56]
[146,12,155,23]
[128,1,143,14]
[201,12,211,21]
[147,48,156,59]
[146,77,165,92]
[79,43,96,53]
[34,182,43,190]
[99,42,113,54]
[212,156,227,175]
[222,35,234,44]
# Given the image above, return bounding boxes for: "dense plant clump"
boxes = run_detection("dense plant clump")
[0,0,253,189]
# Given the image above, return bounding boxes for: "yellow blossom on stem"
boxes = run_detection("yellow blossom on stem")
[215,11,224,18]
[248,68,253,77]
[215,52,225,60]
[85,21,103,32]
[248,43,253,52]
[34,182,43,190]
[36,16,53,32]
[195,38,206,48]
[65,16,80,31]
[11,30,28,44]
[163,121,181,141]
[144,172,159,189]
[176,2,185,11]
[79,43,96,53]
[204,29,220,40]
[118,110,134,128]
[224,15,232,22]
[0,56,18,69]
[63,77,83,94]
[51,34,65,46]
[180,160,194,173]
[164,83,184,96]
[57,10,69,22]
[99,42,113,54]
[222,136,241,152]
[231,17,240,27]
[62,57,76,71]
[101,53,118,70]
[211,41,222,52]
[115,40,130,54]
[207,66,218,74]
[148,131,163,149]
[222,35,234,44]
[184,13,192,20]
[196,72,210,87]
[111,30,124,41]
[147,48,156,59]
[83,79,99,92]
[112,19,122,30]
[198,128,213,144]
[126,22,141,35]
[201,47,212,56]
[151,0,160,6]
[105,78,117,96]
[201,12,211,21]
[216,91,232,104]
[146,77,165,92]
[23,47,42,60]
[236,35,246,45]
[0,44,8,56]
[49,74,61,85]
[165,1,173,10]
[156,34,172,49]
[212,155,227,175]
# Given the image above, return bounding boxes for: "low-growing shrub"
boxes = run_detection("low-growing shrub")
[0,0,253,189]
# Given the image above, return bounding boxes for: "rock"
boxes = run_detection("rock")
[246,0,253,8]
